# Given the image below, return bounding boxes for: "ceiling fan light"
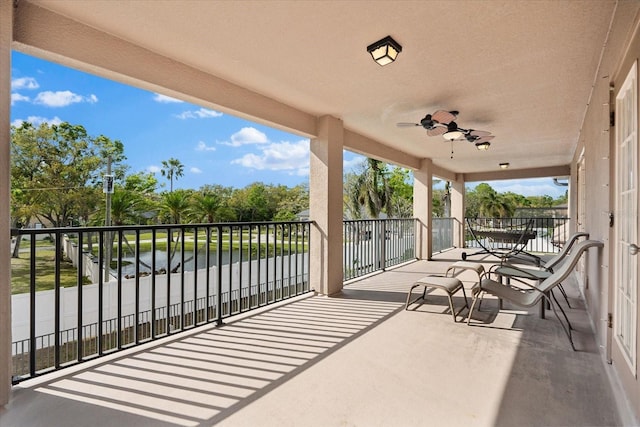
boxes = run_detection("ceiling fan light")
[443,131,464,140]
[475,141,491,150]
[367,36,402,66]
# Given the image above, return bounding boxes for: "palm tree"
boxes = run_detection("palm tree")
[160,190,190,224]
[343,172,364,219]
[160,157,184,192]
[443,181,451,217]
[110,190,142,225]
[159,190,192,271]
[359,158,392,218]
[343,158,393,219]
[189,193,220,223]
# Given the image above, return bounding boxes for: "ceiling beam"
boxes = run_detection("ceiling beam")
[463,165,571,183]
[343,129,421,170]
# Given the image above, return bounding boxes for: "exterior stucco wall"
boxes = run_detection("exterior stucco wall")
[574,3,640,423]
[0,0,12,408]
[309,116,344,296]
[413,159,433,260]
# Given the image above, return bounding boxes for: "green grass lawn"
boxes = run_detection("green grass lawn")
[10,249,90,295]
[12,235,308,295]
[87,233,308,258]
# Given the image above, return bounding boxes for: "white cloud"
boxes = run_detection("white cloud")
[34,90,98,107]
[190,167,203,174]
[220,127,269,147]
[147,165,161,173]
[11,93,30,105]
[153,93,183,103]
[196,141,216,152]
[11,116,63,127]
[231,140,309,175]
[343,154,365,172]
[175,108,223,119]
[11,77,39,90]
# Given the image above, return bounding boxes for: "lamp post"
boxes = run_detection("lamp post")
[104,156,114,282]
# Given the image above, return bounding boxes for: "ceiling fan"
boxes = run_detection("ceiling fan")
[397,110,494,150]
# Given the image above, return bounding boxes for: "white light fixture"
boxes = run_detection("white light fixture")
[475,141,491,150]
[443,122,463,140]
[367,36,402,66]
[499,162,510,169]
[443,130,463,140]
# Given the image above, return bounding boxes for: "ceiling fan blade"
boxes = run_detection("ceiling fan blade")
[473,135,495,144]
[427,126,446,136]
[396,122,421,127]
[468,130,491,137]
[432,110,456,124]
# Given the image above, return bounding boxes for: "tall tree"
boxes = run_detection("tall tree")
[230,182,273,221]
[10,122,125,228]
[388,167,413,218]
[189,193,222,223]
[160,190,191,224]
[473,183,514,218]
[343,158,393,219]
[160,157,184,192]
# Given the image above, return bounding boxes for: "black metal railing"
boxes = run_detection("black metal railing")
[463,217,570,254]
[432,217,455,253]
[10,221,311,383]
[343,219,416,281]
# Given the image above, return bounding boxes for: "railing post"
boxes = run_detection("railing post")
[216,226,223,325]
[77,232,84,361]
[380,220,386,270]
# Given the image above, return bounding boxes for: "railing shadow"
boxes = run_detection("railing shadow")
[3,280,410,427]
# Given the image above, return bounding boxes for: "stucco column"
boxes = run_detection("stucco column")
[309,116,344,295]
[451,179,465,248]
[1,0,13,407]
[413,159,433,260]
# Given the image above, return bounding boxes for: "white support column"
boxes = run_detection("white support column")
[309,116,344,296]
[451,179,465,248]
[413,159,433,260]
[1,0,13,407]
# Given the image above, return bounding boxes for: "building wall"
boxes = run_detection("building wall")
[0,0,12,408]
[574,3,640,423]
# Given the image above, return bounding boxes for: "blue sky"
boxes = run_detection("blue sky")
[10,51,566,198]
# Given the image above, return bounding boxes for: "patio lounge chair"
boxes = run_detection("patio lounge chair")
[468,239,603,350]
[495,231,590,308]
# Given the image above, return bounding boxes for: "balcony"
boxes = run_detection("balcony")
[4,217,620,425]
[2,247,620,426]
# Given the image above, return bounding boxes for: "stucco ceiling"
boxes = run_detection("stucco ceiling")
[17,0,618,177]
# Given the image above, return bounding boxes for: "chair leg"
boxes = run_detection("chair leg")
[446,295,457,322]
[557,284,572,308]
[467,291,482,325]
[546,294,576,351]
[460,286,469,311]
[446,285,470,322]
[550,289,573,331]
[405,284,421,310]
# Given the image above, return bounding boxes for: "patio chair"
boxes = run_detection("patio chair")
[495,231,590,308]
[467,239,603,350]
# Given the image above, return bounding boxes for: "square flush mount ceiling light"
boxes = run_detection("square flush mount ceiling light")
[367,36,402,66]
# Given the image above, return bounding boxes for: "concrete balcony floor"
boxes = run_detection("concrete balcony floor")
[1,249,622,427]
